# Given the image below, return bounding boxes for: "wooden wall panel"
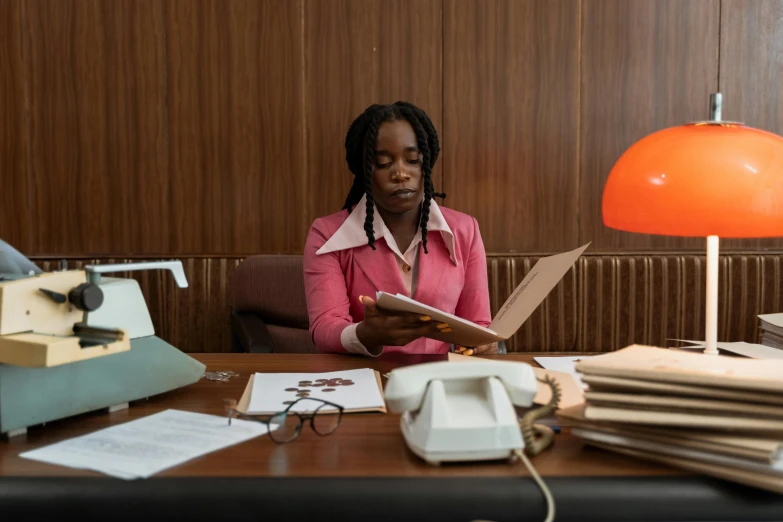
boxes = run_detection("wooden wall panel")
[166,0,305,255]
[32,252,782,353]
[26,0,169,255]
[719,0,783,250]
[0,0,31,252]
[443,0,579,253]
[304,0,443,225]
[33,257,242,353]
[579,0,720,251]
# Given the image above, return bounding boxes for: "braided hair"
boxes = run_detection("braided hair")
[342,101,445,254]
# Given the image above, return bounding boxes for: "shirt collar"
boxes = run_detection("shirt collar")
[316,194,457,265]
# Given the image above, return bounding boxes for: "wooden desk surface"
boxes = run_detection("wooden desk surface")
[0,352,678,479]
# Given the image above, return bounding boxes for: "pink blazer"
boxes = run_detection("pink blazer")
[303,206,491,354]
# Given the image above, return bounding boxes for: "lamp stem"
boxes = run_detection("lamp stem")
[710,92,722,122]
[705,235,720,355]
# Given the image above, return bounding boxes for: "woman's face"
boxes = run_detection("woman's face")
[371,119,423,216]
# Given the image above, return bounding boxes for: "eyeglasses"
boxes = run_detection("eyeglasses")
[224,397,344,443]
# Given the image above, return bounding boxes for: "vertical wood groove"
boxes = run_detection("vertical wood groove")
[6,0,783,257]
[0,0,33,252]
[22,0,33,253]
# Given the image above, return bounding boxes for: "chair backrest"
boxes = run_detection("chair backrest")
[231,255,317,353]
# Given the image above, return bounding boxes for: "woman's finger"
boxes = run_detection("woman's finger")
[359,295,380,317]
[471,342,499,355]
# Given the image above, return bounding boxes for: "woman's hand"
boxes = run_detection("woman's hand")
[355,295,449,354]
[454,342,499,356]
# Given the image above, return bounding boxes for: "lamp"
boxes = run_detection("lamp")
[602,93,783,355]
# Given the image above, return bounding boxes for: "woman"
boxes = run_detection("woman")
[303,101,498,356]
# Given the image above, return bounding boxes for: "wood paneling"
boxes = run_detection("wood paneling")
[443,0,579,253]
[579,0,720,251]
[719,0,783,250]
[32,252,783,353]
[0,0,31,252]
[166,0,305,254]
[34,257,242,353]
[26,0,169,255]
[304,0,443,225]
[490,252,783,352]
[7,0,783,258]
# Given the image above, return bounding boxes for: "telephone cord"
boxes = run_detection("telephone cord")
[515,449,555,522]
[471,449,555,522]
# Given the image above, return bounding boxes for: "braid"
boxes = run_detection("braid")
[342,101,446,253]
[361,110,388,249]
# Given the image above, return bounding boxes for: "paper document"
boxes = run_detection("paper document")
[573,428,783,473]
[759,313,783,339]
[533,356,593,389]
[246,368,386,415]
[575,345,783,392]
[759,313,783,329]
[670,339,783,360]
[376,243,589,347]
[19,409,269,479]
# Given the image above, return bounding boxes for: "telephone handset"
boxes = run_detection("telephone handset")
[385,360,537,411]
[384,360,560,465]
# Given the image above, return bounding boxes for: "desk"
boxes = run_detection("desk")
[1,353,781,521]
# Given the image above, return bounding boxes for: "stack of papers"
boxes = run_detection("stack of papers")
[561,345,783,493]
[20,410,269,479]
[759,314,783,350]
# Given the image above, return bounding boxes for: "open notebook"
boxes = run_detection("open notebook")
[235,369,387,415]
[376,243,589,347]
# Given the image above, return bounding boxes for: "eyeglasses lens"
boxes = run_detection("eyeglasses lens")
[269,412,302,443]
[312,403,341,435]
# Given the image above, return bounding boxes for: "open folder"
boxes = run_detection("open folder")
[376,243,589,347]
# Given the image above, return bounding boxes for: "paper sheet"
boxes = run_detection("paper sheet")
[375,243,589,347]
[489,243,589,338]
[19,409,269,479]
[374,292,503,347]
[533,355,593,389]
[246,368,385,414]
[759,313,783,329]
[573,428,783,473]
[671,339,783,360]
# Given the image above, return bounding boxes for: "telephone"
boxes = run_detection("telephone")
[384,360,559,465]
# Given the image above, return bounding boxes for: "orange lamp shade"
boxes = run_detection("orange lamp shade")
[602,123,783,237]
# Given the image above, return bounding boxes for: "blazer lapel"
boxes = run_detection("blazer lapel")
[351,240,408,296]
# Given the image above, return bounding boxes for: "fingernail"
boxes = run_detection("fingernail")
[437,323,449,329]
[420,316,431,321]
[464,349,474,356]
[442,328,452,333]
